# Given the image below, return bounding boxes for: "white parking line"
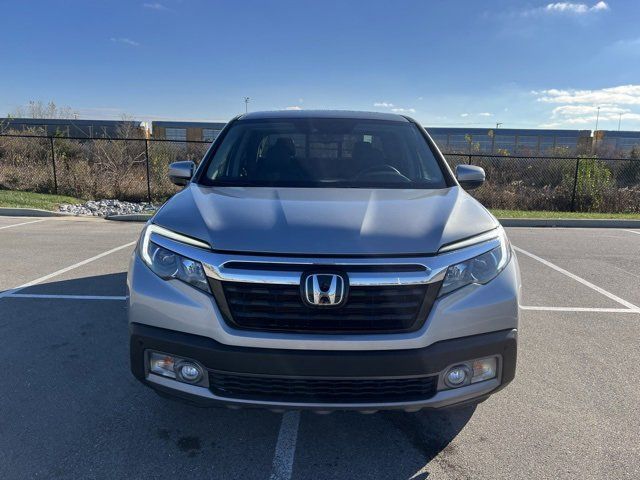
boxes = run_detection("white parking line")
[0,241,136,299]
[7,294,127,301]
[624,229,640,236]
[521,306,640,313]
[269,411,301,480]
[513,246,640,311]
[0,219,47,230]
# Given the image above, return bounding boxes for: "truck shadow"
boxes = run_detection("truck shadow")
[4,271,475,479]
[294,406,475,479]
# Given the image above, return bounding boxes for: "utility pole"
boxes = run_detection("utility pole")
[594,106,600,131]
[244,97,250,113]
[618,112,622,131]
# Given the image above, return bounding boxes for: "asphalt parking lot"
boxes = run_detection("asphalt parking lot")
[1,216,639,480]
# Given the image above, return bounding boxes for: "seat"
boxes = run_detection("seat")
[255,137,305,181]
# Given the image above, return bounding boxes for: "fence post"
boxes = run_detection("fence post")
[468,155,472,165]
[145,139,152,204]
[49,136,58,194]
[570,157,580,212]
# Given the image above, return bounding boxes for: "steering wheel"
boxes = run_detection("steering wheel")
[354,164,411,182]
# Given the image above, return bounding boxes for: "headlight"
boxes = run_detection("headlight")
[438,229,511,297]
[138,224,211,293]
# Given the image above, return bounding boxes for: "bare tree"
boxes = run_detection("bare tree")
[10,100,78,119]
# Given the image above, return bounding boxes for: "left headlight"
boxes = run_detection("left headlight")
[138,224,211,294]
[438,229,512,297]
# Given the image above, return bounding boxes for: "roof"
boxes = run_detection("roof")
[152,121,227,129]
[1,117,141,126]
[595,130,640,138]
[426,127,592,137]
[238,110,409,122]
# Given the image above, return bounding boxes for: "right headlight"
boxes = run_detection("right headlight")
[138,224,211,294]
[438,230,511,297]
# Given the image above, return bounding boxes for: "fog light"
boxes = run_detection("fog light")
[176,361,203,384]
[149,352,176,379]
[471,357,497,384]
[444,365,471,388]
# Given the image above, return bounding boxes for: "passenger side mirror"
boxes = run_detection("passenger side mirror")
[455,164,485,190]
[168,161,195,186]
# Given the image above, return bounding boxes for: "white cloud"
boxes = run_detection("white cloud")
[391,108,416,113]
[478,112,493,117]
[533,85,640,127]
[533,85,640,105]
[460,113,469,117]
[545,1,608,14]
[110,37,140,47]
[373,102,394,108]
[285,106,302,110]
[523,1,609,16]
[143,2,169,10]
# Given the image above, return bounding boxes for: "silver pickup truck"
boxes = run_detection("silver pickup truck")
[128,110,520,413]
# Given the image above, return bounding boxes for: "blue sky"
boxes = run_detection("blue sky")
[2,0,640,130]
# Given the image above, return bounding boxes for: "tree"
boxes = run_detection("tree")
[9,100,78,119]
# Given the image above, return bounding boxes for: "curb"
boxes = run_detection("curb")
[105,213,154,222]
[498,218,640,228]
[0,207,74,217]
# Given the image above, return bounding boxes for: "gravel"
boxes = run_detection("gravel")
[58,199,157,217]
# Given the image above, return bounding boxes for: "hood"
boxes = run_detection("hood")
[153,185,498,256]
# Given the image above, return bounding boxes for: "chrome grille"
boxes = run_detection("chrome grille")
[209,264,441,333]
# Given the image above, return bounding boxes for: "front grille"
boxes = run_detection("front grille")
[208,371,438,403]
[211,280,440,333]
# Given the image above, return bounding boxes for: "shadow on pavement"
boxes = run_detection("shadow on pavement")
[2,272,475,479]
[17,272,128,296]
[294,406,475,479]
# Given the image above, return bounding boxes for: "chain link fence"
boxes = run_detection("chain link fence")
[1,133,639,213]
[447,154,640,213]
[0,134,210,202]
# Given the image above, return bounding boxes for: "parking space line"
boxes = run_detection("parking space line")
[521,306,640,313]
[7,294,127,300]
[0,241,136,299]
[269,411,300,480]
[513,246,640,311]
[0,219,47,230]
[624,229,640,236]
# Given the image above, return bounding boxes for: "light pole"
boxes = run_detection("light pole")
[496,122,502,129]
[618,112,622,132]
[244,97,250,113]
[594,106,600,131]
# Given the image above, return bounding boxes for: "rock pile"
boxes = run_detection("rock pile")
[58,199,156,217]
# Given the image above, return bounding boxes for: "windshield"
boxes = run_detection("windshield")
[200,118,447,188]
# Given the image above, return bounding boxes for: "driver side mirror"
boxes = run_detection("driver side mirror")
[455,164,485,190]
[168,161,195,186]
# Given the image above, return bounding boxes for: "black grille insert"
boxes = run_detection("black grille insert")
[208,371,439,403]
[211,279,441,333]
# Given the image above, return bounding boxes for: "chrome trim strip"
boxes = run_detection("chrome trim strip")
[147,373,499,410]
[438,227,500,253]
[149,233,501,287]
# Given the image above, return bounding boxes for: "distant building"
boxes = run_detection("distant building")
[425,127,592,155]
[593,130,640,155]
[151,121,227,142]
[0,117,145,138]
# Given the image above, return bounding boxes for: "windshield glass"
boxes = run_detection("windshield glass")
[200,118,447,188]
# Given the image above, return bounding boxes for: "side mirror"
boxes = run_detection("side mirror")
[168,161,195,186]
[455,164,485,190]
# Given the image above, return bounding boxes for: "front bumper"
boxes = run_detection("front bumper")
[130,323,517,412]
